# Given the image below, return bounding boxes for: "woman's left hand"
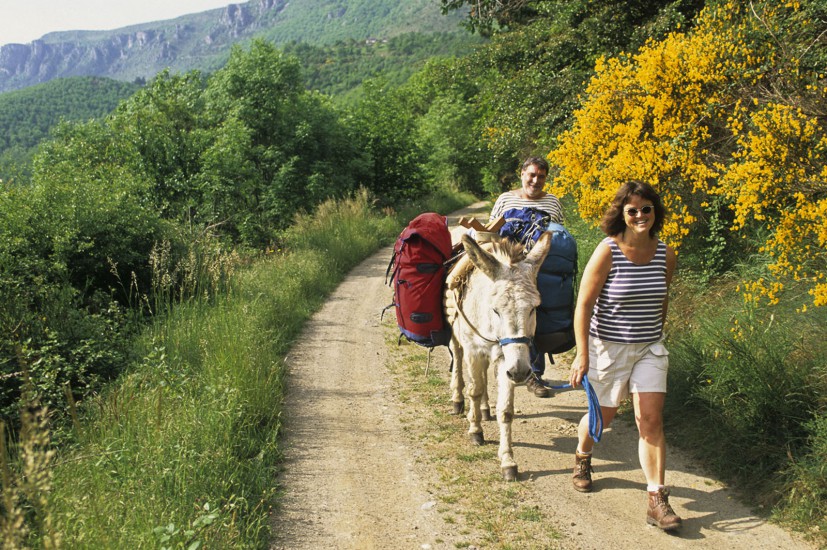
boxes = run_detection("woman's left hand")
[570,354,588,388]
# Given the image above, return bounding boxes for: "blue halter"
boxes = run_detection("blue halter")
[499,336,533,347]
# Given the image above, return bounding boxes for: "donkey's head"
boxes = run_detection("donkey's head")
[461,232,551,383]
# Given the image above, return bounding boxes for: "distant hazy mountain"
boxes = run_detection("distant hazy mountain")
[0,0,467,94]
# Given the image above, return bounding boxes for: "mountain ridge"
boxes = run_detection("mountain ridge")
[0,0,466,94]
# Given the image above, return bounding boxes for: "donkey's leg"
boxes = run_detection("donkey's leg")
[496,364,518,480]
[465,355,486,446]
[479,362,492,421]
[449,337,465,415]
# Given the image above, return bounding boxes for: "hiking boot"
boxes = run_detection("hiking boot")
[572,451,593,492]
[647,488,682,531]
[526,374,551,398]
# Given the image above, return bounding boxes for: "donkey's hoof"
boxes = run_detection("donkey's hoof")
[452,401,464,415]
[502,466,519,481]
[469,432,484,446]
[480,408,493,421]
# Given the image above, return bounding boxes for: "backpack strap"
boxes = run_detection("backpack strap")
[384,243,402,285]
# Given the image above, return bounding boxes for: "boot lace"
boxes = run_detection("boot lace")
[575,456,593,480]
[653,489,676,515]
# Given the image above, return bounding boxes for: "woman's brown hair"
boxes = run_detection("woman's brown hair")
[600,180,666,238]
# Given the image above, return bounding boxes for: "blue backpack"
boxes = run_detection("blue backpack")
[499,208,577,354]
[498,207,551,246]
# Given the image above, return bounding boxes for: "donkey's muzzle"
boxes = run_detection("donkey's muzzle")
[501,337,533,384]
[506,367,531,384]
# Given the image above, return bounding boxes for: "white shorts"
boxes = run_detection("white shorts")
[582,337,669,408]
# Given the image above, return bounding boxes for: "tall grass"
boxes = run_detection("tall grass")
[1,395,61,549]
[666,271,827,540]
[3,188,472,548]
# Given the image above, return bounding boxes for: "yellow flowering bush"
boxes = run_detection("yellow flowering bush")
[550,0,827,306]
[718,104,827,305]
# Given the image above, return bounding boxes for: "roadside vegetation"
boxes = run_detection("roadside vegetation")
[1,189,470,548]
[1,0,824,547]
[547,2,826,539]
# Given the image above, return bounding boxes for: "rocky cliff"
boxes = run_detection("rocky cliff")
[0,0,288,92]
[0,0,467,94]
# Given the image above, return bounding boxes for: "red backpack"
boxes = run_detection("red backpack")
[384,212,453,347]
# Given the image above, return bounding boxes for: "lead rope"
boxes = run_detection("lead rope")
[452,288,498,344]
[546,375,603,442]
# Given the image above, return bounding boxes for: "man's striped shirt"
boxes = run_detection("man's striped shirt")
[489,192,564,224]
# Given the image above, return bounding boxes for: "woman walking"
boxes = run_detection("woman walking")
[568,180,681,530]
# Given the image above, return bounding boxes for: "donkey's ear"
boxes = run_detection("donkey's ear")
[462,233,499,279]
[524,232,551,277]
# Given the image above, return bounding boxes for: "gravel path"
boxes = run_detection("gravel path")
[270,203,815,549]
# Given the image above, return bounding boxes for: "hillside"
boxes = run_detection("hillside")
[286,32,482,100]
[0,76,140,151]
[0,0,468,93]
[0,76,140,182]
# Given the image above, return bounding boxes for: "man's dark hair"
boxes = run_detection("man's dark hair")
[521,157,549,174]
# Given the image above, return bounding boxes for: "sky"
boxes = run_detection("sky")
[0,1,236,46]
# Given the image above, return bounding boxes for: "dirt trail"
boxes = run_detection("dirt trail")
[270,203,814,549]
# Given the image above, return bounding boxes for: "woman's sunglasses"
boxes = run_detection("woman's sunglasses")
[624,205,654,217]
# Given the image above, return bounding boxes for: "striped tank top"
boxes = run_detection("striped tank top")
[589,237,668,344]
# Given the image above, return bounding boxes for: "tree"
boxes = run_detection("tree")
[440,0,539,35]
[202,40,365,244]
[109,70,206,218]
[404,58,486,193]
[349,78,426,203]
[550,0,827,306]
[29,120,167,293]
[448,0,704,192]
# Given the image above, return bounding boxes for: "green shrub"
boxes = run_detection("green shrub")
[777,414,827,536]
[0,120,175,427]
[666,275,827,518]
[30,120,171,293]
